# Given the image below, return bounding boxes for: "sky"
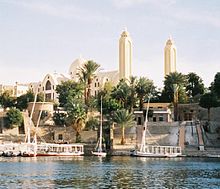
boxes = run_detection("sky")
[0,0,220,88]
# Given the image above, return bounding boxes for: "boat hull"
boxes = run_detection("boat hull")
[131,151,167,158]
[91,151,107,157]
[37,152,84,156]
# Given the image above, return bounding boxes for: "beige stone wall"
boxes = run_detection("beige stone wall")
[27,102,54,126]
[35,125,97,144]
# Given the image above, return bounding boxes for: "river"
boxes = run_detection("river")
[0,156,219,188]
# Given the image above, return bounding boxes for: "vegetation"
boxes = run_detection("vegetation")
[135,77,155,110]
[199,93,218,123]
[5,108,23,128]
[0,91,15,110]
[85,117,99,131]
[16,90,34,110]
[56,80,84,107]
[78,60,100,108]
[210,72,220,99]
[186,72,205,102]
[112,109,135,145]
[161,72,187,103]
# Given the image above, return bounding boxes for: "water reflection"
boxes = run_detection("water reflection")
[0,156,220,188]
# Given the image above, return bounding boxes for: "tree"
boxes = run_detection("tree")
[199,93,218,123]
[210,72,220,99]
[111,79,131,109]
[186,72,205,102]
[135,77,154,110]
[53,112,67,126]
[161,72,187,103]
[0,91,15,110]
[16,90,34,110]
[78,60,100,106]
[112,109,135,145]
[56,80,84,107]
[56,80,86,142]
[128,76,137,112]
[6,108,23,129]
[65,94,86,143]
[85,117,99,131]
[97,85,121,120]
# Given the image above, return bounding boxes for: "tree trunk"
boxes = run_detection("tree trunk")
[76,131,81,143]
[139,97,143,111]
[208,108,211,132]
[87,78,92,106]
[208,108,210,122]
[121,126,125,145]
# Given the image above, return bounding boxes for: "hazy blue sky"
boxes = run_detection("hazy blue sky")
[0,0,220,88]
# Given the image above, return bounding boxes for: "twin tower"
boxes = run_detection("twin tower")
[119,29,176,80]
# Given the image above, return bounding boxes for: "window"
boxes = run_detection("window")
[95,83,97,87]
[138,117,141,125]
[45,80,52,90]
[159,116,163,121]
[153,117,156,122]
[58,134,63,140]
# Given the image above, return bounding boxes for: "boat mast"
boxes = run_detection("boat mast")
[25,91,38,143]
[99,96,103,152]
[140,96,150,153]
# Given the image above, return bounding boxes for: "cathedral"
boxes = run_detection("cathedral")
[1,29,177,103]
[28,29,133,102]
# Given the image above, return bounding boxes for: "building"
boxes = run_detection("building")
[164,37,177,76]
[119,28,132,81]
[0,83,29,97]
[148,103,172,122]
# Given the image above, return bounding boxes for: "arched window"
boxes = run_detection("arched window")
[45,80,52,90]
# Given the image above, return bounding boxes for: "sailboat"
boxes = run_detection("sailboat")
[22,92,38,157]
[131,96,182,157]
[91,96,107,157]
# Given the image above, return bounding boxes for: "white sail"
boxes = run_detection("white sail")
[92,96,106,157]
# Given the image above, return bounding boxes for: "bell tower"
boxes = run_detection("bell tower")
[164,36,177,76]
[119,28,132,81]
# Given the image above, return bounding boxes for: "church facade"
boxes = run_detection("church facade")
[29,29,132,102]
[1,30,176,105]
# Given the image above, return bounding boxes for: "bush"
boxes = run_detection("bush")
[6,108,23,129]
[85,117,99,131]
[53,112,67,126]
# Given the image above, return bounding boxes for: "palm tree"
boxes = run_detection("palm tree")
[111,79,131,109]
[199,93,218,123]
[161,72,187,103]
[135,77,154,110]
[113,109,135,145]
[78,60,100,106]
[186,72,204,101]
[128,76,137,113]
[65,91,86,143]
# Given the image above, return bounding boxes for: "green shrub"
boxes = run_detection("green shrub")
[6,108,23,129]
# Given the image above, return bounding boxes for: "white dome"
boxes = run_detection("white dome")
[68,57,86,80]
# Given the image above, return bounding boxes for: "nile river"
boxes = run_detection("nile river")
[0,156,219,188]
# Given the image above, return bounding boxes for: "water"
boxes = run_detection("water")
[0,156,220,189]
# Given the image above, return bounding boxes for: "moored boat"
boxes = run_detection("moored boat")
[91,96,107,157]
[131,96,182,158]
[37,143,84,156]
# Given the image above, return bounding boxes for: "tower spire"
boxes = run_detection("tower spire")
[164,36,177,77]
[119,28,132,81]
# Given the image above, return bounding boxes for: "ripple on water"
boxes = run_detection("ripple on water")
[0,157,220,188]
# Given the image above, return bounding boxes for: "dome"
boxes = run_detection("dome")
[68,56,87,80]
[121,30,129,37]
